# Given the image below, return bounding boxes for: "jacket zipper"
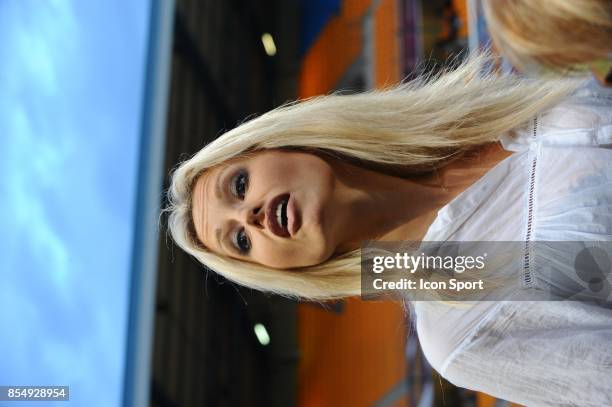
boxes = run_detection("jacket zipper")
[523,117,538,287]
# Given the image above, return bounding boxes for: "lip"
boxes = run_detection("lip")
[287,195,301,236]
[266,193,291,238]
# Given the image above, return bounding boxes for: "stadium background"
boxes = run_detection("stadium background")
[153,1,520,406]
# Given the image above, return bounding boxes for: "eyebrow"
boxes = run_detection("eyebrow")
[215,227,223,252]
[212,169,230,252]
[214,168,224,201]
[207,165,244,257]
[215,226,240,257]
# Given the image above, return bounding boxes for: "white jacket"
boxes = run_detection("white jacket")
[413,80,612,407]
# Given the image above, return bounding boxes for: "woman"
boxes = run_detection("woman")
[165,54,612,406]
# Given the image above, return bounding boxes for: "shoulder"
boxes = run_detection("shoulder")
[500,79,612,152]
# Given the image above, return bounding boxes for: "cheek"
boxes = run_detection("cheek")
[268,155,330,190]
[253,237,331,269]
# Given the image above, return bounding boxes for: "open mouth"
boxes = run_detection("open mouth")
[275,196,289,232]
[267,193,291,237]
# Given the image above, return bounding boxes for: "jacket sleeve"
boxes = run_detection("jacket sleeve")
[439,300,612,407]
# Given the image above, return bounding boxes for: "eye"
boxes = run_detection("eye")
[234,227,251,254]
[232,169,249,199]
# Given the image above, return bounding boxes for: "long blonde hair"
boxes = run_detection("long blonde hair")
[483,0,612,72]
[164,52,581,302]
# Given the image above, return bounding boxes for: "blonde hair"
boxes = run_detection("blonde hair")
[165,52,581,302]
[483,0,612,72]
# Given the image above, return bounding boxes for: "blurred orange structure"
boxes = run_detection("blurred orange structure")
[297,1,406,406]
[299,0,401,98]
[298,298,408,406]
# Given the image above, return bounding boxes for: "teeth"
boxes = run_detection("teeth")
[281,199,288,227]
[275,198,289,231]
[276,201,283,229]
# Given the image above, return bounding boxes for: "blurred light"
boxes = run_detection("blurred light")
[253,323,270,346]
[261,33,277,56]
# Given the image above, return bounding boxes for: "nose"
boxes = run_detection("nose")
[244,203,265,229]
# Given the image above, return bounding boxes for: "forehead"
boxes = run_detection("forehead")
[191,164,223,252]
[190,152,257,251]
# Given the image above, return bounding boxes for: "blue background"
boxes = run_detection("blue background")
[0,1,150,405]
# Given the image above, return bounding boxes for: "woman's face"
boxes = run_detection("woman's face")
[191,150,341,268]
